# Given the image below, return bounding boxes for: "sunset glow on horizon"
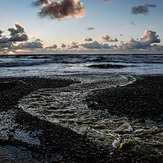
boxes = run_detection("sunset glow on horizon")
[0,0,163,54]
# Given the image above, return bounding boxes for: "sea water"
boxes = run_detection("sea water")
[0,54,163,77]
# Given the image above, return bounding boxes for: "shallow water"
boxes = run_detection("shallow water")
[0,110,40,145]
[19,73,163,158]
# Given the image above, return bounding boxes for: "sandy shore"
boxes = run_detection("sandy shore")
[0,75,163,162]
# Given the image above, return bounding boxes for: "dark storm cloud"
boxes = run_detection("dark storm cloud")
[131,4,156,15]
[141,30,160,43]
[34,0,86,20]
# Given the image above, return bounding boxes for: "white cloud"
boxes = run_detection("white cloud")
[81,41,111,49]
[141,30,160,43]
[118,38,151,50]
[100,34,118,42]
[67,41,79,49]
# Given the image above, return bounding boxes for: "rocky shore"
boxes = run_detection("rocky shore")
[86,75,163,123]
[0,75,163,162]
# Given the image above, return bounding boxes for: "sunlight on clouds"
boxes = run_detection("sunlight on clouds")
[33,0,86,20]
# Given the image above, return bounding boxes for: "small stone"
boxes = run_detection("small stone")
[138,118,145,123]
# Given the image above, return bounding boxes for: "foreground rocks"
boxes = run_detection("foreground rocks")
[0,76,163,162]
[87,75,163,123]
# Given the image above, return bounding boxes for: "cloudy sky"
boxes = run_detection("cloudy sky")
[0,0,163,54]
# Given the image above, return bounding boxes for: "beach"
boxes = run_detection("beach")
[0,75,163,162]
[1,0,163,161]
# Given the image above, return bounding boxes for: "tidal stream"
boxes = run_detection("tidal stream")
[19,73,163,157]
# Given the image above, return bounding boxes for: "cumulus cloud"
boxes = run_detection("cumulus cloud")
[1,23,28,44]
[45,44,57,49]
[83,36,93,42]
[81,41,111,49]
[33,0,86,20]
[8,34,28,42]
[150,45,163,52]
[131,4,156,15]
[61,43,66,48]
[8,23,28,42]
[67,41,79,49]
[14,39,43,49]
[0,32,7,43]
[141,30,160,43]
[8,23,24,35]
[100,34,118,42]
[0,42,13,54]
[118,38,151,50]
[0,23,44,54]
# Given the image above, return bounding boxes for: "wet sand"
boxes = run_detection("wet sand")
[0,75,163,162]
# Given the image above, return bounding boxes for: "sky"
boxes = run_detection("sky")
[0,0,163,54]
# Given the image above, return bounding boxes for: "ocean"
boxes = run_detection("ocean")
[0,54,163,77]
[0,54,163,158]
